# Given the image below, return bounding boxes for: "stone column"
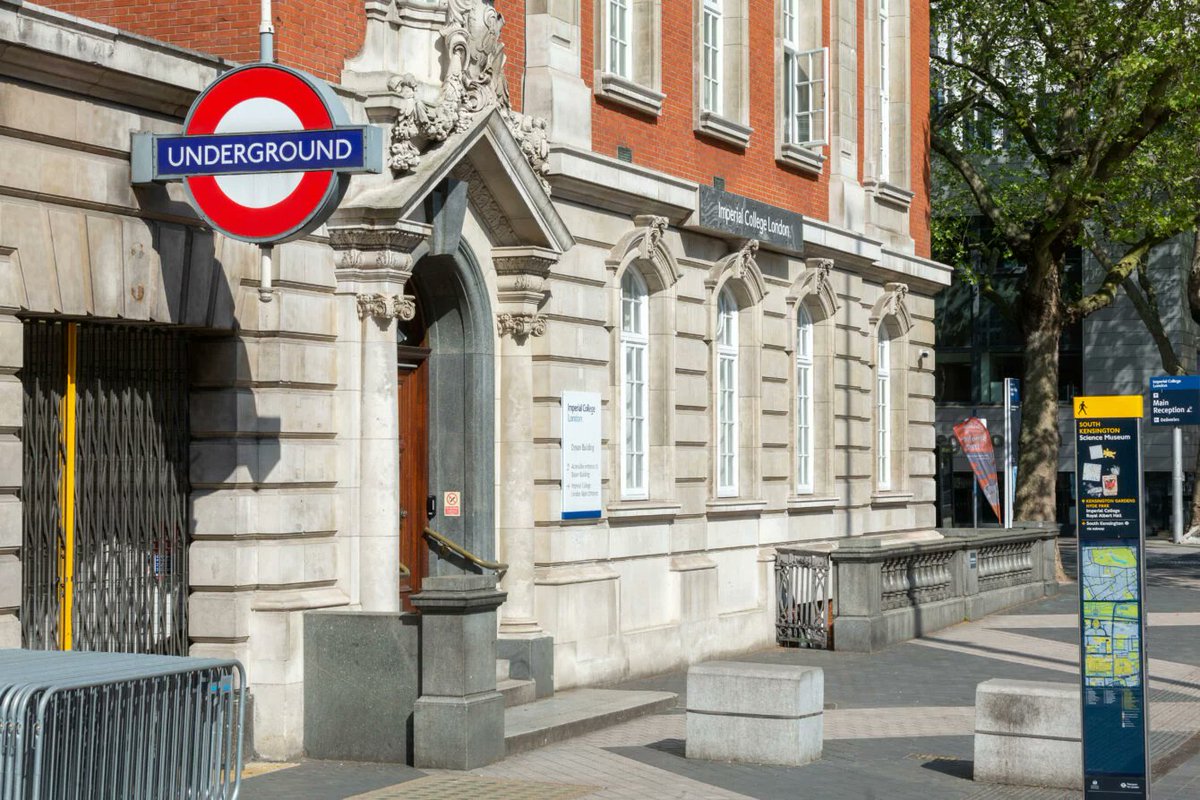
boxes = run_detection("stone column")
[0,311,21,648]
[493,247,556,638]
[492,247,559,698]
[828,0,865,229]
[524,0,592,148]
[412,575,507,769]
[329,222,429,613]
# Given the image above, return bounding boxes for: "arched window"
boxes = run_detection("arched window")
[876,327,892,489]
[796,304,814,493]
[717,287,739,496]
[621,270,650,499]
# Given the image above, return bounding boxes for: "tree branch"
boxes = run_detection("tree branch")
[931,50,1052,168]
[1089,65,1180,184]
[1120,264,1185,375]
[930,131,1029,248]
[1069,235,1166,322]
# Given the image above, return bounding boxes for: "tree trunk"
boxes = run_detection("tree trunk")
[1015,284,1063,523]
[1014,255,1069,580]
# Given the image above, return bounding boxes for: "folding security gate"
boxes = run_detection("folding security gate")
[20,321,191,656]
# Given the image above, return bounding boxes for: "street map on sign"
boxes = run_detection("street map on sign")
[1082,547,1142,688]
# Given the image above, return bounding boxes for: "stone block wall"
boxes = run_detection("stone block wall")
[528,199,942,688]
[0,312,20,648]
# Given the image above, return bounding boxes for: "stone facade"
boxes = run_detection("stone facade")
[0,0,950,761]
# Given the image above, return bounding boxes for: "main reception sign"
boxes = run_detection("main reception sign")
[133,63,382,244]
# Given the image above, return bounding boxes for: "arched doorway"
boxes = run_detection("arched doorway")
[397,243,496,608]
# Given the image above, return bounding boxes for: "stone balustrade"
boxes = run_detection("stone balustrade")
[828,527,1060,652]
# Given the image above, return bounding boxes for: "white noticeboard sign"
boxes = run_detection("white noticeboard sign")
[561,391,602,520]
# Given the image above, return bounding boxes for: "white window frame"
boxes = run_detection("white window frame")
[876,330,892,490]
[607,0,632,80]
[795,304,814,494]
[878,0,891,178]
[781,0,827,147]
[620,270,650,500]
[702,0,723,115]
[717,288,739,497]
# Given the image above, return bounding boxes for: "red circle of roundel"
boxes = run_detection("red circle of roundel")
[184,65,336,242]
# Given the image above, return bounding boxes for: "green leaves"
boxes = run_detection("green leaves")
[932,0,1200,318]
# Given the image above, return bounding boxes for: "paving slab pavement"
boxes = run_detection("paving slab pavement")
[241,539,1200,799]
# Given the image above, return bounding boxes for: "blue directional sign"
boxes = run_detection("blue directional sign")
[152,128,372,179]
[1149,375,1200,426]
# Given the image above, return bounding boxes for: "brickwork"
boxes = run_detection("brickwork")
[497,0,525,112]
[909,0,931,256]
[39,0,932,256]
[38,0,365,82]
[583,0,830,223]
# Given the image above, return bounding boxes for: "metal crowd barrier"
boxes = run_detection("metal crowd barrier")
[0,650,245,800]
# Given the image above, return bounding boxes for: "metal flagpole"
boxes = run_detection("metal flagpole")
[258,0,275,303]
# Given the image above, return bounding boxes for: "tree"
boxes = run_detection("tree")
[931,0,1200,523]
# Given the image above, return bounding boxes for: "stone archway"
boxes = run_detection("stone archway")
[407,243,496,569]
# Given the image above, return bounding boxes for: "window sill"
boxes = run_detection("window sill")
[696,111,752,149]
[596,72,665,117]
[871,491,914,508]
[777,142,826,176]
[865,179,914,211]
[788,495,839,513]
[606,500,682,523]
[706,498,768,517]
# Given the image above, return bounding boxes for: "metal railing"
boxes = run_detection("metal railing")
[423,526,509,580]
[0,650,245,800]
[775,549,832,648]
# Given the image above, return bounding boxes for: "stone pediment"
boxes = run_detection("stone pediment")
[332,109,573,252]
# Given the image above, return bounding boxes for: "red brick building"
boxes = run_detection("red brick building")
[40,0,931,255]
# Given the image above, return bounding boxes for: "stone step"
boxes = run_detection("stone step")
[496,658,511,683]
[504,688,678,757]
[498,677,538,708]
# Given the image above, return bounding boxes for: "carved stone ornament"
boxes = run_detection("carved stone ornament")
[496,312,547,339]
[395,295,417,321]
[727,239,760,281]
[388,0,551,190]
[868,281,914,338]
[787,258,840,320]
[357,293,394,321]
[330,227,427,272]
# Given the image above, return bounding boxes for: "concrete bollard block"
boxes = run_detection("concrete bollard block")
[974,679,1081,790]
[686,661,823,766]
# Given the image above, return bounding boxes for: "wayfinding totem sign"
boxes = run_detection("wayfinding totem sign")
[1073,396,1150,800]
[131,4,382,302]
[1150,374,1200,543]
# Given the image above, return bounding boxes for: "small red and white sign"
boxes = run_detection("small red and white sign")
[443,491,462,518]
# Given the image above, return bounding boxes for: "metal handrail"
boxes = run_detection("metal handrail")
[423,526,509,580]
[399,561,411,578]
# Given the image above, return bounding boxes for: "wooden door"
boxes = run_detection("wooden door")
[398,346,430,611]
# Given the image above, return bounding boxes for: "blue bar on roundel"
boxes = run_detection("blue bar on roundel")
[155,128,367,178]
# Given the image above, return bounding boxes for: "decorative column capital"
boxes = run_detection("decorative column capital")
[329,220,431,296]
[356,293,419,322]
[496,312,548,340]
[493,245,559,320]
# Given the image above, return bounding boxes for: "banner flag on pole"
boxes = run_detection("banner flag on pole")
[954,417,1003,524]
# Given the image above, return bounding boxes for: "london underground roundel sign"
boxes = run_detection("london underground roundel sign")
[132,63,382,244]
